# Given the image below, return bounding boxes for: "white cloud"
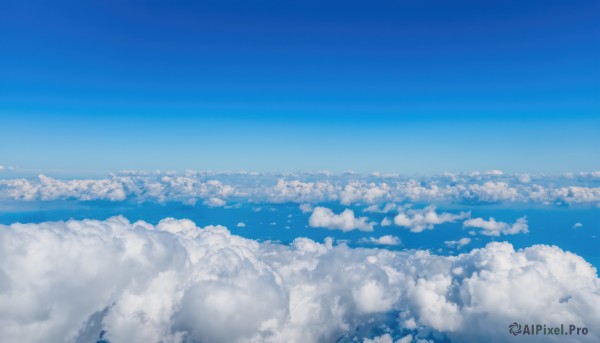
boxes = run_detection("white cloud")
[1,172,600,207]
[237,222,246,228]
[364,203,397,213]
[360,235,401,246]
[393,206,469,233]
[573,222,583,229]
[381,217,392,227]
[0,217,599,342]
[444,237,471,249]
[308,207,374,232]
[203,197,226,207]
[463,216,528,236]
[299,203,313,214]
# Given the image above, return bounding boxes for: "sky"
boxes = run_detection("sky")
[1,2,600,342]
[1,0,599,174]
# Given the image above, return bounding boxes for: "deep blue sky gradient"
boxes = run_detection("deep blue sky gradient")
[1,0,599,173]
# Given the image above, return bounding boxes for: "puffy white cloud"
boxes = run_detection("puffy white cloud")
[237,222,246,228]
[462,181,519,203]
[444,237,471,249]
[299,203,313,214]
[1,172,600,207]
[308,207,374,232]
[360,235,401,246]
[393,206,469,233]
[203,197,226,207]
[463,216,528,236]
[573,223,583,229]
[381,217,393,227]
[0,217,599,343]
[364,203,397,213]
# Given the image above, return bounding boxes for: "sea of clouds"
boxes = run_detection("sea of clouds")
[1,216,599,343]
[0,170,599,207]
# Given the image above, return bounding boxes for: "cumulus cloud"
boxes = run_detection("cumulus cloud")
[1,172,600,206]
[203,197,226,207]
[299,203,313,214]
[308,207,374,232]
[237,222,246,228]
[360,235,401,246]
[444,237,471,249]
[0,217,599,343]
[463,216,529,236]
[381,217,393,227]
[393,206,469,233]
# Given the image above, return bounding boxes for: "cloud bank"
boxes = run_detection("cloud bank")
[0,217,599,343]
[1,171,600,206]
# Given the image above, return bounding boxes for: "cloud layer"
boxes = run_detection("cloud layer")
[1,171,600,207]
[0,217,599,343]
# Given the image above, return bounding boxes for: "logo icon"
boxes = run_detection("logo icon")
[509,322,522,336]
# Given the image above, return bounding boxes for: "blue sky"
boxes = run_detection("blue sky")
[1,0,599,173]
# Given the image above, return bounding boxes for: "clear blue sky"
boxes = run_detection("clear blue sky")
[1,0,599,174]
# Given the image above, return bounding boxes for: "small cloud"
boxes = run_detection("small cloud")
[203,197,226,207]
[364,203,397,213]
[394,205,469,233]
[445,237,472,249]
[463,216,528,236]
[236,222,246,228]
[299,203,313,214]
[360,235,401,246]
[573,222,583,229]
[380,217,392,227]
[308,206,374,232]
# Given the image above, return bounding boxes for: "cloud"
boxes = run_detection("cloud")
[237,222,246,228]
[444,237,471,249]
[573,223,583,229]
[308,207,374,232]
[299,203,313,214]
[203,197,226,207]
[0,217,599,342]
[380,217,392,227]
[393,206,469,233]
[360,235,401,246]
[463,216,528,236]
[1,172,600,207]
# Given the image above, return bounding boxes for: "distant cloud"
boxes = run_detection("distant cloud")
[1,171,599,206]
[393,206,469,233]
[360,235,401,246]
[463,216,528,236]
[309,206,374,232]
[299,203,313,213]
[236,222,246,227]
[0,217,598,342]
[203,197,226,207]
[445,237,471,249]
[573,222,583,229]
